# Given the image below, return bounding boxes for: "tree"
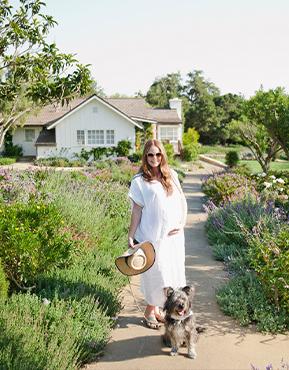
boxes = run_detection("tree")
[244,88,289,159]
[146,72,183,108]
[230,117,281,173]
[0,0,92,146]
[213,93,245,144]
[183,70,220,144]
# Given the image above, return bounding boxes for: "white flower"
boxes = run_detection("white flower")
[279,188,284,192]
[270,175,276,179]
[263,182,272,188]
[276,178,285,184]
[261,172,267,177]
[42,298,51,305]
[272,179,277,183]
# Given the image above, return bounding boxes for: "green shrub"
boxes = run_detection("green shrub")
[3,133,23,158]
[217,273,289,332]
[206,197,279,247]
[247,223,289,312]
[163,143,174,162]
[225,150,239,167]
[128,152,142,163]
[202,172,258,206]
[90,147,108,160]
[183,128,200,146]
[0,200,78,288]
[181,144,198,161]
[0,157,17,165]
[0,293,111,369]
[0,258,9,300]
[210,243,241,262]
[115,140,132,157]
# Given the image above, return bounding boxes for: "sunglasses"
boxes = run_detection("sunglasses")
[147,152,162,158]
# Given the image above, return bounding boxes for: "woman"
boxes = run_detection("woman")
[128,139,187,329]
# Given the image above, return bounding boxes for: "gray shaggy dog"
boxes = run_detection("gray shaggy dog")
[163,285,198,359]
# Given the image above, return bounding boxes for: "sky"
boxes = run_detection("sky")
[43,0,289,98]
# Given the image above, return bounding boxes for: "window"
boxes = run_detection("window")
[76,130,85,145]
[87,130,104,145]
[106,130,115,144]
[159,127,178,142]
[25,129,35,142]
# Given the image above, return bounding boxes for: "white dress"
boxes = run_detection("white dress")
[128,169,187,307]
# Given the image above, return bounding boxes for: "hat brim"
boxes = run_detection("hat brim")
[115,241,155,276]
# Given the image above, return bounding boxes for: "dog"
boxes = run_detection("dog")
[163,285,198,359]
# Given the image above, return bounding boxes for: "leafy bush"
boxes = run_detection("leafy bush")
[0,169,130,368]
[34,157,86,167]
[217,273,289,332]
[0,168,41,204]
[128,151,142,163]
[181,144,198,161]
[115,140,132,157]
[206,197,281,248]
[202,172,258,206]
[0,293,111,369]
[163,143,174,162]
[0,157,17,165]
[0,200,78,288]
[183,127,200,146]
[0,258,9,300]
[3,133,23,158]
[247,223,289,312]
[225,150,239,167]
[253,171,289,210]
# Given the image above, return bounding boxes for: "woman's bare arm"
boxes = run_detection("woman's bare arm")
[128,201,143,248]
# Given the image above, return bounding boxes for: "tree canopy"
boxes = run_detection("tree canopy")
[146,72,183,108]
[0,0,92,146]
[245,87,289,159]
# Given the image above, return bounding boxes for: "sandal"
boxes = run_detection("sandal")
[144,315,161,329]
[154,308,165,323]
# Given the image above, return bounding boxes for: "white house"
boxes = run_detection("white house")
[10,94,183,159]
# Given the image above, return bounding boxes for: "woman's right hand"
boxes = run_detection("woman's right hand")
[128,236,135,248]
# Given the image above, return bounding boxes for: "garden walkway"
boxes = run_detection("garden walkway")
[85,162,288,370]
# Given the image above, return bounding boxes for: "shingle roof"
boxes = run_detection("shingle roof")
[106,98,182,124]
[27,98,86,126]
[24,95,181,126]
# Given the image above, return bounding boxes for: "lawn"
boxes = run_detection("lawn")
[216,158,289,173]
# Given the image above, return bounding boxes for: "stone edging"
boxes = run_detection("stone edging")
[199,154,228,168]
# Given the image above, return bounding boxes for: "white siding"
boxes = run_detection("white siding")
[53,99,136,159]
[12,127,42,156]
[36,146,58,159]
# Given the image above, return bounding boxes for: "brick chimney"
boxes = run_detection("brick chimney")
[169,98,182,120]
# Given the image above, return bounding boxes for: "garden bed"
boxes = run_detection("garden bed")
[0,165,137,369]
[203,169,289,332]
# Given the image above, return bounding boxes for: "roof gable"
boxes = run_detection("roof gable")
[46,95,143,130]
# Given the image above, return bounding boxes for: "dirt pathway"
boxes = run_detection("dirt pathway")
[85,162,289,370]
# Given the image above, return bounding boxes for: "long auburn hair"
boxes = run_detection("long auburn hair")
[139,139,173,195]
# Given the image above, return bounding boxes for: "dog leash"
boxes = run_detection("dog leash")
[128,280,143,313]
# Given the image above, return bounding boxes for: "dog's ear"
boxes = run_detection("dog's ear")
[164,287,174,298]
[182,285,195,298]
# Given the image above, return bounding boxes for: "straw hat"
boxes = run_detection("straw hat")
[115,241,155,276]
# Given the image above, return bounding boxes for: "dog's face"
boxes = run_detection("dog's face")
[164,286,195,318]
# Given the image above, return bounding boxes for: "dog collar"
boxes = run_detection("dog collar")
[170,310,193,322]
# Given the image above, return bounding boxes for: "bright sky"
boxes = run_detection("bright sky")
[44,0,289,97]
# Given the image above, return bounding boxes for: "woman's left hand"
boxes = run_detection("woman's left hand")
[168,228,180,236]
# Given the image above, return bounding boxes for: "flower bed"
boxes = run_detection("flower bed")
[204,170,289,332]
[0,168,131,368]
